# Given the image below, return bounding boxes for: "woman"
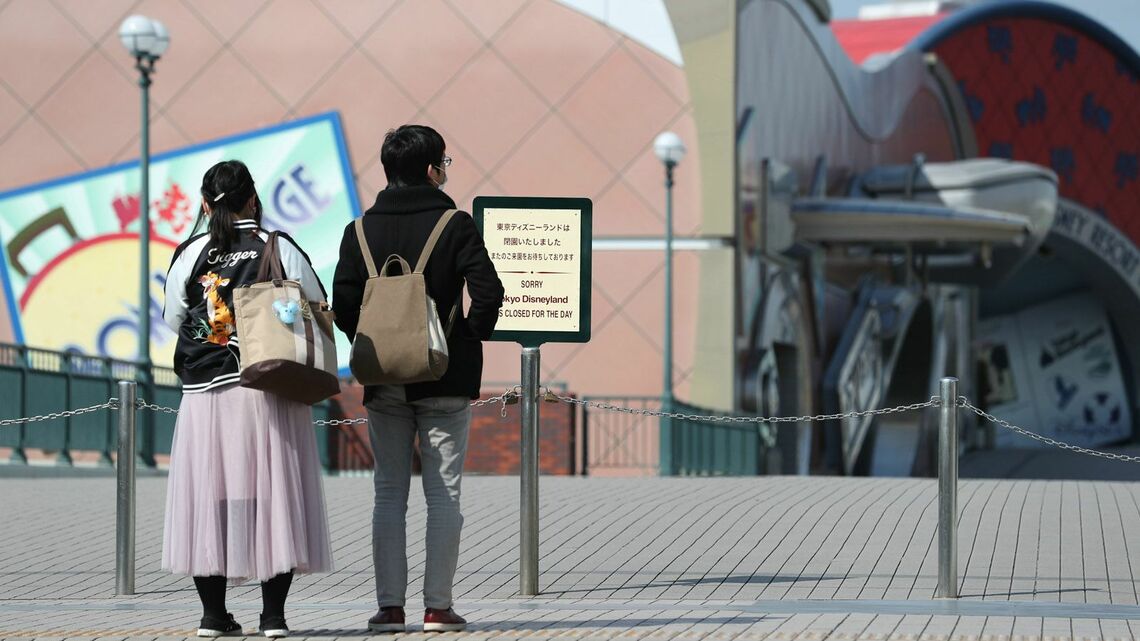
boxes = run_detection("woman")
[161,160,333,638]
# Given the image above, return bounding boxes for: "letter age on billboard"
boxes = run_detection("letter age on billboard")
[473,197,592,347]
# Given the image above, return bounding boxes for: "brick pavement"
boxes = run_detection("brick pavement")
[2,476,1140,640]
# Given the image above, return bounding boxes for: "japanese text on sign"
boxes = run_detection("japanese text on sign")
[483,208,581,332]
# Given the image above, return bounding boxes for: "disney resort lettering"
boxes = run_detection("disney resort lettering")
[1053,201,1140,293]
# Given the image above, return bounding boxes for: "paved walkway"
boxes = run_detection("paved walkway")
[3,476,1140,640]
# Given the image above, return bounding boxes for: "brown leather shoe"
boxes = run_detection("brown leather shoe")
[367,607,406,633]
[423,607,466,632]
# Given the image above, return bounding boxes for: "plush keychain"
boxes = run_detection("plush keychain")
[273,299,300,324]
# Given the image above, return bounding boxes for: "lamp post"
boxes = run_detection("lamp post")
[653,131,685,475]
[119,15,168,467]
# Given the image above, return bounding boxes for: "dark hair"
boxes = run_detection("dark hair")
[381,125,446,188]
[189,160,262,250]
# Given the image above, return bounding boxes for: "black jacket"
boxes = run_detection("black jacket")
[163,220,326,392]
[332,186,504,402]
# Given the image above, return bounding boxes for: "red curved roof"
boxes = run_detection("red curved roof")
[832,14,946,64]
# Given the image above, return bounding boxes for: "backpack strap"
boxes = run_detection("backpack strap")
[354,217,379,278]
[255,231,286,282]
[413,209,459,274]
[415,209,462,336]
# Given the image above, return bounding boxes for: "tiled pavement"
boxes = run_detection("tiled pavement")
[3,476,1140,640]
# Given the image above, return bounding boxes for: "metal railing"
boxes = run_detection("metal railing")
[581,396,662,475]
[0,343,352,470]
[0,343,179,466]
[579,394,944,477]
[668,399,778,476]
[580,396,777,476]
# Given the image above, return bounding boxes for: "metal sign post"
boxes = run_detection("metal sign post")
[115,380,137,596]
[475,196,592,597]
[519,346,541,594]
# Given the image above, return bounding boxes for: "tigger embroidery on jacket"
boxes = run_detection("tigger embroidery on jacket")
[195,272,234,345]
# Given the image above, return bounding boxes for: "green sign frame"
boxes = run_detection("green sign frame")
[473,196,592,348]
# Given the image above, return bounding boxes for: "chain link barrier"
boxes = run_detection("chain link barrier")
[543,388,939,424]
[959,397,1140,463]
[0,399,120,427]
[78,386,529,427]
[2,390,1139,464]
[313,386,524,426]
[134,399,179,415]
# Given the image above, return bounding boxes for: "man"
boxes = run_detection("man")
[332,125,504,633]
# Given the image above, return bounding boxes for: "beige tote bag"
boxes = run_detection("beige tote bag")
[234,232,340,404]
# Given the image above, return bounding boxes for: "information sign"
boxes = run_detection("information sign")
[473,196,591,346]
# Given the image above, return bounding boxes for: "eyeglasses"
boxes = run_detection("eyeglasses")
[438,156,452,168]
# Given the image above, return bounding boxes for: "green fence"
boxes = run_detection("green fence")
[579,395,778,476]
[581,396,661,475]
[659,400,777,476]
[0,343,334,470]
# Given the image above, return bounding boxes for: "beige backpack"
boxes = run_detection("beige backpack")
[349,209,459,385]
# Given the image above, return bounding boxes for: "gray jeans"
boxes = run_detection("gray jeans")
[365,384,470,610]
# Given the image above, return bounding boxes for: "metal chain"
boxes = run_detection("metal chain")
[6,390,1133,465]
[545,389,939,424]
[135,399,179,415]
[0,388,936,431]
[470,386,522,409]
[0,399,119,427]
[314,386,525,426]
[313,416,369,427]
[118,389,525,427]
[960,398,1140,463]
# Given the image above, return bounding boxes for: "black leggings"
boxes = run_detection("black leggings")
[193,571,294,619]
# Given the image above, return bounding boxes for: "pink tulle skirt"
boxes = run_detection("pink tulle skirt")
[161,384,333,584]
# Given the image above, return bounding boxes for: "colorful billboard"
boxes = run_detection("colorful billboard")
[0,112,360,372]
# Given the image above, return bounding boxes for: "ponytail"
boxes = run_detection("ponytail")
[207,205,239,250]
[193,160,263,251]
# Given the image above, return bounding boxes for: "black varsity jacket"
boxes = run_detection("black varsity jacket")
[162,219,326,393]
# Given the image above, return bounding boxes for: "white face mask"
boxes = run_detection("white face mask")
[430,165,447,190]
[429,155,450,189]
